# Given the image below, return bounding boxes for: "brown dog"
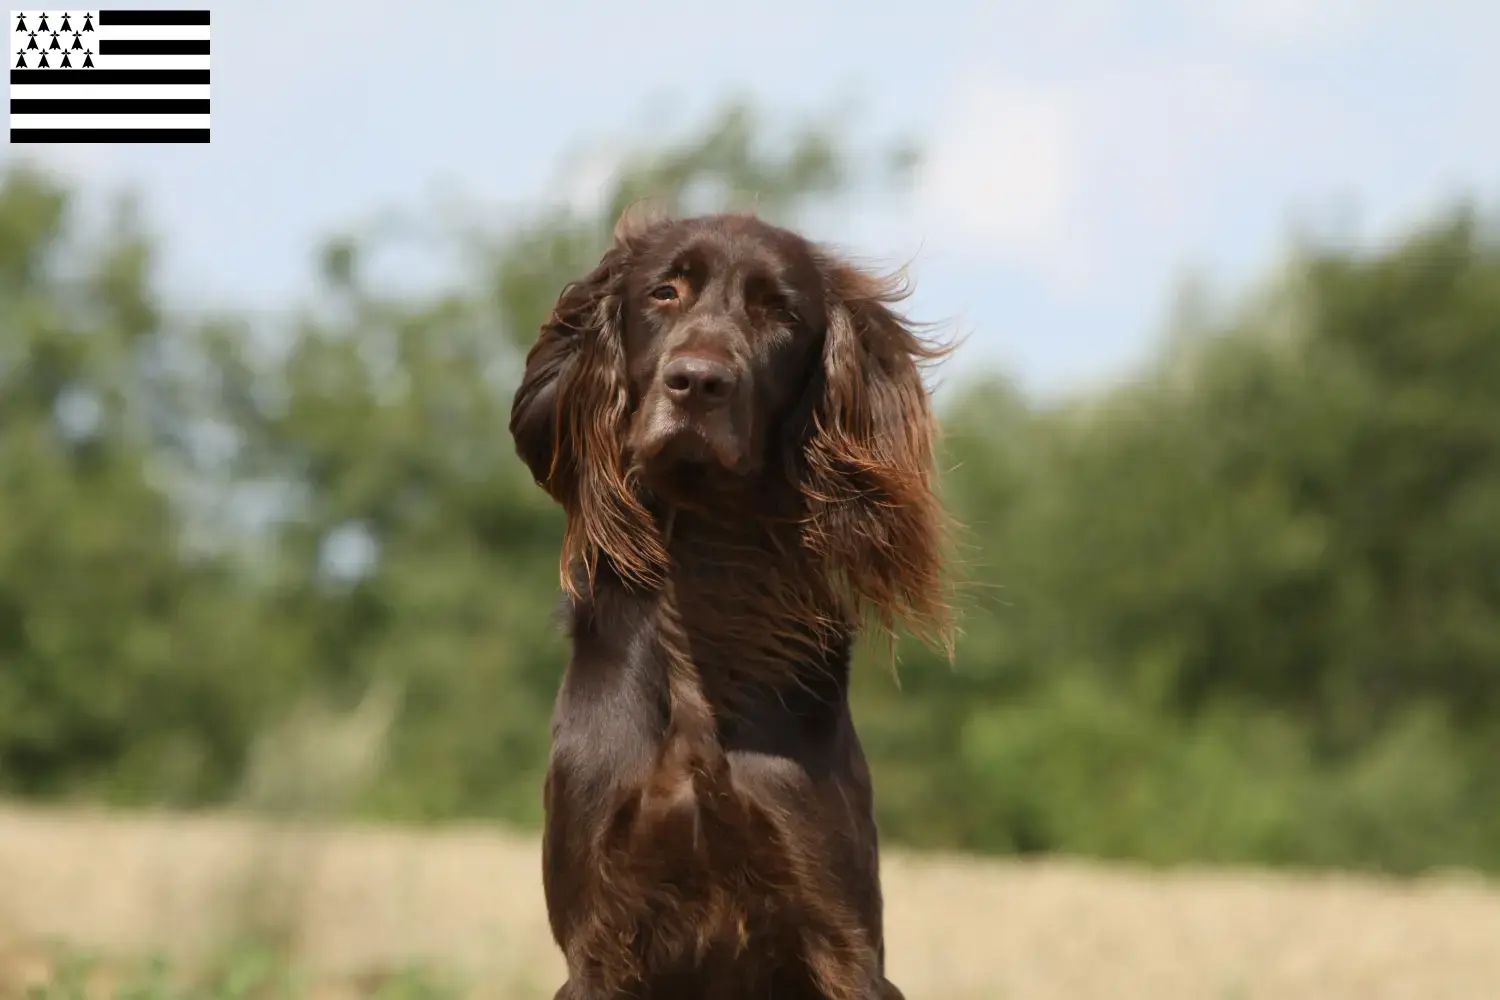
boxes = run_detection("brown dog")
[509,207,953,999]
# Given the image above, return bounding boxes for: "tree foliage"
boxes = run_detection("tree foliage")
[1,104,1497,875]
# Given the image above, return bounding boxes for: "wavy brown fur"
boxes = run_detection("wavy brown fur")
[802,258,955,657]
[515,253,667,595]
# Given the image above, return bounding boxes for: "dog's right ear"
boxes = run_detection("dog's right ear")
[508,248,620,496]
[508,202,671,594]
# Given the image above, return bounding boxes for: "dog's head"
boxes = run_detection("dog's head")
[510,207,953,647]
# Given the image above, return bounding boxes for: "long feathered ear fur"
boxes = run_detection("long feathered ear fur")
[800,258,955,657]
[509,205,670,596]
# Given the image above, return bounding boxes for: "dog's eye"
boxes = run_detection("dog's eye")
[768,299,797,325]
[649,284,679,302]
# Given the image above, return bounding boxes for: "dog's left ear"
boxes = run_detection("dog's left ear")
[508,202,671,594]
[800,259,954,652]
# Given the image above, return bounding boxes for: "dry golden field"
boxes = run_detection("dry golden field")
[1,805,1497,999]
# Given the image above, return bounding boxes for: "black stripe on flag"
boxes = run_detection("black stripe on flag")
[12,99,211,115]
[10,129,210,143]
[98,39,211,55]
[10,70,211,85]
[98,10,211,26]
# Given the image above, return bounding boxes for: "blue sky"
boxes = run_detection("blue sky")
[6,0,1497,398]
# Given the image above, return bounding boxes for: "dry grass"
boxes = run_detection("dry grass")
[1,804,1497,999]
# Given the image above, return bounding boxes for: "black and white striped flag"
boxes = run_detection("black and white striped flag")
[10,9,209,143]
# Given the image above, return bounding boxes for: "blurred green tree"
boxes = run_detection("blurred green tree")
[0,167,306,804]
[1,105,1497,876]
[918,205,1500,870]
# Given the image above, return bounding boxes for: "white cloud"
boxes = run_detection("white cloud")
[914,76,1084,286]
[557,142,627,217]
[912,0,1499,396]
[1203,0,1374,47]
[915,56,1300,292]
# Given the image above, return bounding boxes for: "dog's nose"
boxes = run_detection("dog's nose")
[662,355,737,409]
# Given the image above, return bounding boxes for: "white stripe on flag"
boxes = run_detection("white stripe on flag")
[10,84,209,101]
[9,112,211,130]
[79,23,211,42]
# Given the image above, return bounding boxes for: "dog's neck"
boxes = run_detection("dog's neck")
[572,504,856,712]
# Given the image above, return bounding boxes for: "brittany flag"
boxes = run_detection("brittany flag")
[10,9,209,143]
